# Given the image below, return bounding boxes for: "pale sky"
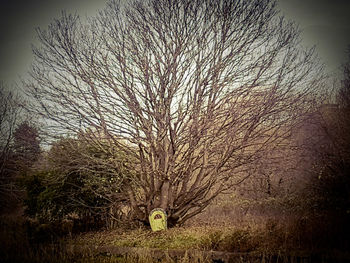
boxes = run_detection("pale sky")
[0,0,349,86]
[278,0,350,76]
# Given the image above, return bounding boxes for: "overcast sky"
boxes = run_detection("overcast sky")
[0,0,349,86]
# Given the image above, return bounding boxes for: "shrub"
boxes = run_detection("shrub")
[22,135,137,233]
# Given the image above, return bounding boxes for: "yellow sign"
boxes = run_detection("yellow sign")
[149,208,167,232]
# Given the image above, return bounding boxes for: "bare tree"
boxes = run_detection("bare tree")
[288,49,350,239]
[25,0,324,226]
[0,84,22,211]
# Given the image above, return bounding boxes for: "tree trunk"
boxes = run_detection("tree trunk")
[159,179,170,210]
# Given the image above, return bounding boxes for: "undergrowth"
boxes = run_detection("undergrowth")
[2,213,349,263]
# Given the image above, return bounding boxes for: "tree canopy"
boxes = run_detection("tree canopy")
[25,0,324,226]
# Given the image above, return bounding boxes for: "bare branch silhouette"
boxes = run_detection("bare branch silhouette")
[25,0,324,225]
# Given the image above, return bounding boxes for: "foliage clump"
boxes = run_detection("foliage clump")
[22,134,138,232]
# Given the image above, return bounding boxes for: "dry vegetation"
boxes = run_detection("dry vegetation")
[1,208,349,263]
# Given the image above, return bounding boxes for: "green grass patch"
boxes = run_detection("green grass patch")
[72,226,265,252]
